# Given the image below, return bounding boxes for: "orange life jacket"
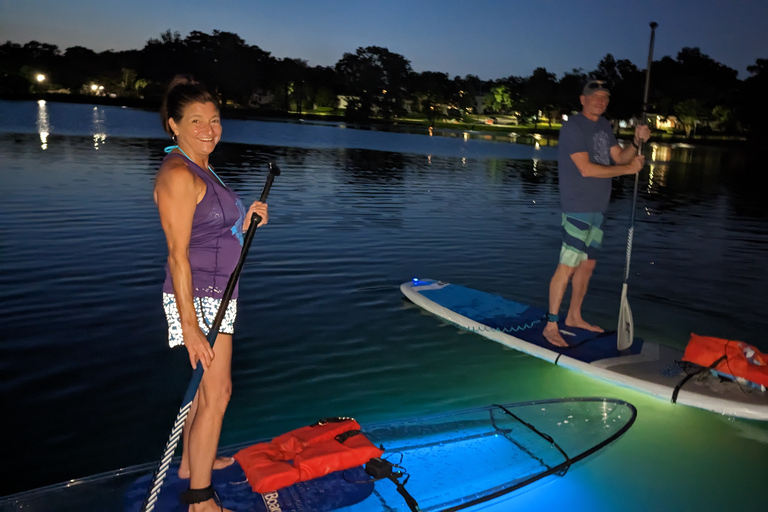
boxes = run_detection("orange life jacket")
[233,418,384,493]
[683,333,768,388]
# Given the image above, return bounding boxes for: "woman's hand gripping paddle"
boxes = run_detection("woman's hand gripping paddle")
[140,162,281,512]
[617,22,657,351]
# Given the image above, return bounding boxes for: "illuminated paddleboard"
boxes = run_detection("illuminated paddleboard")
[401,278,768,421]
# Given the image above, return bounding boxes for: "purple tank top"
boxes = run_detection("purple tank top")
[162,152,245,299]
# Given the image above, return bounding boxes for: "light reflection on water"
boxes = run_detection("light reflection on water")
[36,99,49,149]
[92,106,107,149]
[1,100,767,510]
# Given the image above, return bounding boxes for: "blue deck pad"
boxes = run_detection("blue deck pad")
[420,284,644,364]
[123,462,373,512]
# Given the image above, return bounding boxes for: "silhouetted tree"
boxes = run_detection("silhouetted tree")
[525,67,558,127]
[738,58,768,139]
[185,30,273,105]
[652,47,738,118]
[335,46,412,120]
[557,68,587,115]
[411,71,456,123]
[453,74,484,115]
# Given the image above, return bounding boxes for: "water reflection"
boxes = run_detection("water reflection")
[647,159,671,191]
[650,143,671,162]
[36,100,49,150]
[92,107,107,150]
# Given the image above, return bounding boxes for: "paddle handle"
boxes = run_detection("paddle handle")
[141,162,280,512]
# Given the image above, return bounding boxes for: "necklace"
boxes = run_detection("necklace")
[164,145,226,187]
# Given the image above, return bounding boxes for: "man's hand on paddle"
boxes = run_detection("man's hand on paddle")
[625,124,650,174]
[182,325,215,370]
[634,124,651,147]
[627,155,646,174]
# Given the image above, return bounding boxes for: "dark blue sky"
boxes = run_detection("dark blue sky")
[2,0,766,80]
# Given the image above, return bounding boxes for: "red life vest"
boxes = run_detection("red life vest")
[683,333,768,388]
[233,418,384,493]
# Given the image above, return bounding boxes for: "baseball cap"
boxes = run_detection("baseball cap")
[583,80,610,96]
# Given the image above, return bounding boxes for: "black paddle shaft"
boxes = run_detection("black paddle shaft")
[638,21,658,152]
[624,21,658,281]
[204,161,279,345]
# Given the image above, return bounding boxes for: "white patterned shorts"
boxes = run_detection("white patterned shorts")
[163,293,237,348]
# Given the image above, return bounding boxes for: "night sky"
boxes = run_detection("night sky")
[2,0,766,80]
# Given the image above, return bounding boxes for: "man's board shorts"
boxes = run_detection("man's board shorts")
[163,292,237,348]
[559,212,604,267]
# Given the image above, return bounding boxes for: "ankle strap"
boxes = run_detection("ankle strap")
[180,485,215,505]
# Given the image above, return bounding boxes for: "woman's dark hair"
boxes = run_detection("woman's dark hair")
[160,75,220,136]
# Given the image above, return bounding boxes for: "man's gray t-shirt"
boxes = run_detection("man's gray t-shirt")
[557,113,617,213]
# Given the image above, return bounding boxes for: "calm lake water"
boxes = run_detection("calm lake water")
[1,99,767,511]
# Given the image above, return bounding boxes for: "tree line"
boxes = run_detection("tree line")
[1,29,766,138]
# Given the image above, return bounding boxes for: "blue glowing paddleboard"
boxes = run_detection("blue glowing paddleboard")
[0,398,637,512]
[401,278,768,421]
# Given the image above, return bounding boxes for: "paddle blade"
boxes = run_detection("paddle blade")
[617,284,634,350]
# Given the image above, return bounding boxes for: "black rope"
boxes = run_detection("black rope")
[671,355,727,403]
[493,404,572,476]
[553,330,617,365]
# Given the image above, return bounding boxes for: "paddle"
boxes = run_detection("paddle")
[141,161,280,512]
[617,22,658,351]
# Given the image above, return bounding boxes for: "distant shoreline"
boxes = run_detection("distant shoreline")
[2,92,747,147]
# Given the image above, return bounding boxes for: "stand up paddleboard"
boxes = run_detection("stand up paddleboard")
[401,278,768,421]
[1,398,636,512]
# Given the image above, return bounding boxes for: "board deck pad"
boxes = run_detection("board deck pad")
[123,461,373,512]
[403,278,768,421]
[419,283,646,364]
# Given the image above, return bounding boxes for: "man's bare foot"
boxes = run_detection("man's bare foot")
[178,457,235,479]
[189,498,233,512]
[565,318,604,333]
[543,322,569,347]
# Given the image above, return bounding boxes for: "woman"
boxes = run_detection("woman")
[155,75,268,512]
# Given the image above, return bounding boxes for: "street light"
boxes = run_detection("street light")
[36,74,46,82]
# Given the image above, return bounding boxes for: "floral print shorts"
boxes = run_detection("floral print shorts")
[162,293,237,348]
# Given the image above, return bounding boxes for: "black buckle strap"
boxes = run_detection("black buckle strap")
[180,485,218,505]
[335,429,361,444]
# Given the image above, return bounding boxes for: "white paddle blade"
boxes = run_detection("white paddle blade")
[617,284,634,350]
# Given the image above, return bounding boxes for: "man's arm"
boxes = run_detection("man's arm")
[611,124,652,165]
[571,151,644,178]
[611,143,640,166]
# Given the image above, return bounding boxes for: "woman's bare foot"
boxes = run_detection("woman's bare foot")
[178,457,235,479]
[543,322,569,347]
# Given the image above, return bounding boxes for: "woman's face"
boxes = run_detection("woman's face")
[170,101,221,156]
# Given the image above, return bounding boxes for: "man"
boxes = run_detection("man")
[543,80,651,347]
